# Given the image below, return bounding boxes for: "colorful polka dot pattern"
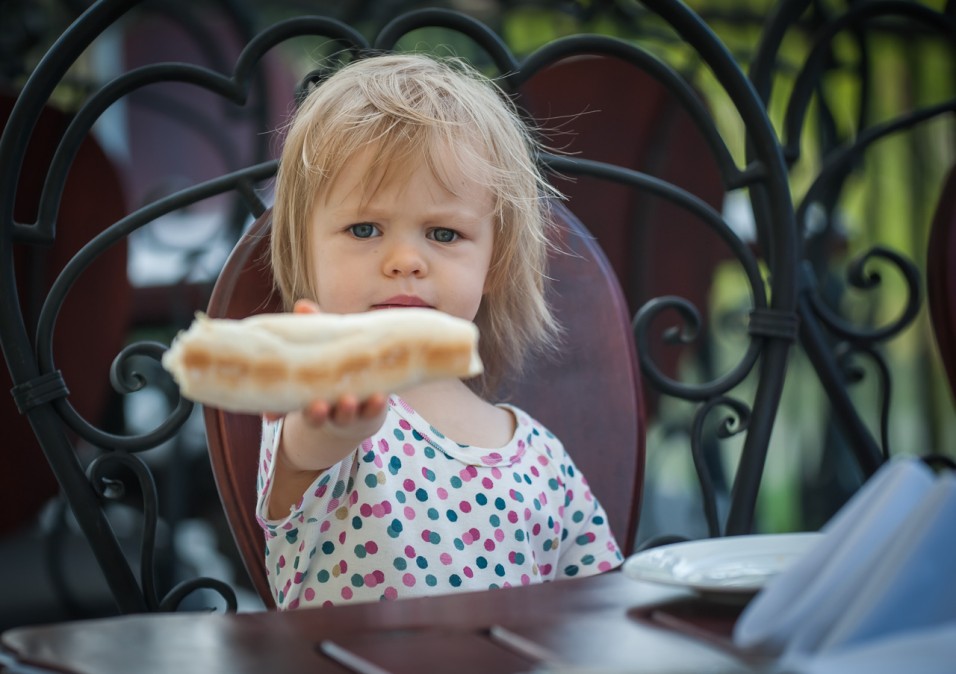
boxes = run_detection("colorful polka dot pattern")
[256,395,623,609]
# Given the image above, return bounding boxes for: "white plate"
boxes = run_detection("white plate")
[623,532,824,602]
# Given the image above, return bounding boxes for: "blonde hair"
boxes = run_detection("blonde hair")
[271,53,560,392]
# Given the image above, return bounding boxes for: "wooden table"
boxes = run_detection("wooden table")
[1,571,763,673]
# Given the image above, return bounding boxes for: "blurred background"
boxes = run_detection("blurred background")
[1,0,954,631]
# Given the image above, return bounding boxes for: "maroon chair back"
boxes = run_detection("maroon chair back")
[927,164,956,402]
[203,217,282,607]
[521,55,727,405]
[0,93,130,536]
[204,202,646,608]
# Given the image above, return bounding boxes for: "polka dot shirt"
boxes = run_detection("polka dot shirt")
[256,395,623,609]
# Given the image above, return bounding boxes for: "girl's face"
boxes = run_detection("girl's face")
[308,145,496,323]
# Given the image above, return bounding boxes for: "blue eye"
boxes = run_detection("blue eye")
[429,228,458,243]
[349,223,379,239]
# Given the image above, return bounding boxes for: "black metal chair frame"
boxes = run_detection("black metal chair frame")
[751,0,956,474]
[1,0,952,614]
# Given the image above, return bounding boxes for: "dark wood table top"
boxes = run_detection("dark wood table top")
[1,571,762,674]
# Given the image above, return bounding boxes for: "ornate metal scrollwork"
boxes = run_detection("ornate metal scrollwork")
[810,246,922,345]
[692,396,752,537]
[794,243,920,462]
[834,343,892,461]
[750,0,956,479]
[87,452,238,612]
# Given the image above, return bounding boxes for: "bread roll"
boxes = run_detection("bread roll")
[161,309,483,413]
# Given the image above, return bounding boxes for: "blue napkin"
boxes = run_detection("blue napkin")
[732,457,956,672]
[779,623,956,674]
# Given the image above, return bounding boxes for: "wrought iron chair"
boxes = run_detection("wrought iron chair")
[1,0,802,615]
[0,91,132,628]
[0,93,130,536]
[0,0,281,614]
[519,52,728,402]
[748,0,956,522]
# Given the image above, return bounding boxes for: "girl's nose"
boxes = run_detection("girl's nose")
[383,240,427,277]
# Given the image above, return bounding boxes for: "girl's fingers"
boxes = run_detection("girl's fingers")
[302,400,331,425]
[331,395,360,425]
[279,393,385,428]
[359,393,387,419]
[293,298,320,314]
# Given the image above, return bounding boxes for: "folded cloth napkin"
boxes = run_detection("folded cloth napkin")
[777,623,956,674]
[732,457,956,671]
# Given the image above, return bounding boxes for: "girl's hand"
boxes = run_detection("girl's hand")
[265,299,388,452]
[293,298,388,433]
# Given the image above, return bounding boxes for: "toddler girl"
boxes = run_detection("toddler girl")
[257,53,623,608]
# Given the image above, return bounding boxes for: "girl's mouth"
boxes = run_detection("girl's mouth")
[372,295,433,310]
